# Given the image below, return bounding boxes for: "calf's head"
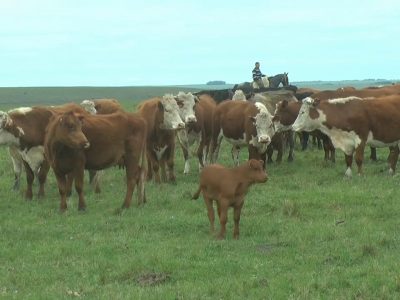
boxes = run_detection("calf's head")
[55,111,90,149]
[158,94,185,130]
[175,92,197,124]
[246,159,268,183]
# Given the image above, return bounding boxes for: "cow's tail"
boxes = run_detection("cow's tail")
[192,185,201,200]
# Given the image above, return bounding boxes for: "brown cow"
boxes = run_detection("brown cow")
[192,159,268,239]
[44,110,147,211]
[176,93,217,173]
[137,94,185,183]
[292,95,400,177]
[210,101,275,167]
[0,103,89,199]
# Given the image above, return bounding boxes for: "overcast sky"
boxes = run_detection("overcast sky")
[1,0,399,86]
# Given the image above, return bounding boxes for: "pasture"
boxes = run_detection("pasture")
[1,85,400,299]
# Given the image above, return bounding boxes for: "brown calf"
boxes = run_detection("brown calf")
[44,111,147,211]
[192,159,268,239]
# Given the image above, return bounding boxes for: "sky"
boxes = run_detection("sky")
[1,0,399,86]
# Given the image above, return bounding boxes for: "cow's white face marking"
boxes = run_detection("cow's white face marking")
[253,102,274,145]
[160,94,185,130]
[19,146,45,173]
[154,145,168,160]
[292,98,325,132]
[8,107,32,114]
[232,90,246,101]
[328,96,362,104]
[80,100,97,115]
[175,92,197,124]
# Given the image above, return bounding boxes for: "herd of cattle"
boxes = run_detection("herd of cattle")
[1,83,400,237]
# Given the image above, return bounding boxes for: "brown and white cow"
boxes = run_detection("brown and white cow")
[192,159,268,239]
[292,95,400,177]
[137,94,185,183]
[273,100,336,162]
[0,103,89,199]
[175,92,217,174]
[44,110,147,211]
[210,101,275,167]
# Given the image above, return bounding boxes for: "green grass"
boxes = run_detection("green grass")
[1,88,400,299]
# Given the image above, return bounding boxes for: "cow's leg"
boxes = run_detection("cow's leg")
[147,151,161,184]
[177,130,191,174]
[197,137,206,171]
[354,142,366,175]
[23,161,34,200]
[287,131,295,162]
[204,196,215,234]
[301,132,309,150]
[66,173,74,197]
[370,147,377,161]
[322,136,330,161]
[54,172,68,212]
[37,159,50,198]
[388,145,399,175]
[165,143,176,183]
[210,114,222,163]
[275,138,283,163]
[266,145,273,163]
[231,146,240,166]
[73,167,86,211]
[330,142,336,163]
[89,170,101,193]
[217,200,228,240]
[9,146,23,191]
[233,201,244,240]
[344,154,353,177]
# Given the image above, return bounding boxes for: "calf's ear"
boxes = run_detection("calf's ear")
[281,100,288,108]
[248,159,259,169]
[313,98,320,107]
[194,96,199,103]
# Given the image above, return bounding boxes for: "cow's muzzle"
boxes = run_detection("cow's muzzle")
[258,136,271,144]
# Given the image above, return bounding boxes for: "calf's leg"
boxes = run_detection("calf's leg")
[233,201,244,240]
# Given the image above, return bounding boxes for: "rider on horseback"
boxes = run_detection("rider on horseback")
[252,62,267,89]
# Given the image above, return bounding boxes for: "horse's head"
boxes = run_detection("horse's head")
[282,72,289,86]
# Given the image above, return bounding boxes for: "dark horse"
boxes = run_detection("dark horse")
[233,72,290,94]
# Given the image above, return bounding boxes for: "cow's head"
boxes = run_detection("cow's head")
[250,102,275,145]
[174,92,197,125]
[292,97,321,132]
[158,94,185,130]
[55,111,90,149]
[273,100,294,132]
[246,159,268,183]
[0,111,12,129]
[80,100,97,115]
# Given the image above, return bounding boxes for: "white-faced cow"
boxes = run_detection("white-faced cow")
[210,101,275,167]
[137,94,185,183]
[175,92,217,174]
[292,95,400,177]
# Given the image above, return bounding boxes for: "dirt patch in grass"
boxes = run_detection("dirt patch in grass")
[136,272,171,287]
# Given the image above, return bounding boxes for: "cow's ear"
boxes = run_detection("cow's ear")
[194,96,199,103]
[313,98,320,106]
[281,99,288,108]
[158,101,164,111]
[248,159,258,169]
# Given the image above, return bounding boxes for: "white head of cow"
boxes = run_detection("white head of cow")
[159,94,185,130]
[292,97,321,132]
[175,92,197,124]
[0,111,22,145]
[0,111,13,129]
[251,102,275,145]
[232,90,246,101]
[80,100,97,115]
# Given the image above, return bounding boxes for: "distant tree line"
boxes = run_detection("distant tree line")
[206,80,226,85]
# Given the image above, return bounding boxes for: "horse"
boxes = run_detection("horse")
[233,72,290,94]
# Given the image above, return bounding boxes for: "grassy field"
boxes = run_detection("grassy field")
[1,86,400,299]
